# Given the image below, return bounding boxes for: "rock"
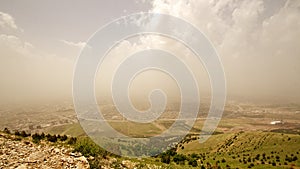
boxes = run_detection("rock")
[0,133,90,169]
[88,156,94,160]
[70,152,82,157]
[77,156,88,163]
[53,148,60,154]
[16,164,27,169]
[122,160,137,168]
[27,151,44,162]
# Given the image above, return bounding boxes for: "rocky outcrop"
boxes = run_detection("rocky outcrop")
[0,133,89,169]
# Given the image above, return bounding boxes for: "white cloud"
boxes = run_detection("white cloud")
[0,12,18,30]
[0,34,34,57]
[61,39,87,49]
[148,0,300,101]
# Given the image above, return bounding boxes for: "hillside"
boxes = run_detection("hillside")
[2,128,299,169]
[177,131,300,168]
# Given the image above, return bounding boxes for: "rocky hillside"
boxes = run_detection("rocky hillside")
[0,132,89,169]
[0,130,165,169]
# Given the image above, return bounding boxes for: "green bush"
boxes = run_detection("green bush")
[67,137,77,145]
[32,133,42,143]
[60,135,68,141]
[161,153,171,164]
[173,154,187,164]
[47,135,57,142]
[73,137,106,157]
[20,131,30,137]
[188,158,198,167]
[4,128,10,134]
[15,130,20,136]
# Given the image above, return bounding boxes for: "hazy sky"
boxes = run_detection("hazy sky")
[0,0,299,105]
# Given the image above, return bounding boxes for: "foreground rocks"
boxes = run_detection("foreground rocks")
[0,133,89,169]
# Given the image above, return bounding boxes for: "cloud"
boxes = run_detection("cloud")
[0,12,18,30]
[0,34,34,57]
[61,39,87,49]
[148,0,300,102]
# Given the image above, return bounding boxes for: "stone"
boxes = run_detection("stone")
[0,133,90,169]
[16,164,27,169]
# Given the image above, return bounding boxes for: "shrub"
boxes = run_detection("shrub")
[173,154,187,164]
[20,131,30,137]
[47,135,57,142]
[292,156,298,161]
[15,130,20,136]
[255,154,260,160]
[248,163,254,168]
[191,153,199,159]
[67,137,77,145]
[4,128,10,134]
[165,148,177,156]
[73,137,106,157]
[40,132,45,139]
[60,135,68,141]
[188,158,198,167]
[161,154,170,164]
[32,133,42,143]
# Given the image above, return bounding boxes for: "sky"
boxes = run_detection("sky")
[0,0,299,106]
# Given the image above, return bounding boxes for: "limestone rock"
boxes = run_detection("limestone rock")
[0,133,89,169]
